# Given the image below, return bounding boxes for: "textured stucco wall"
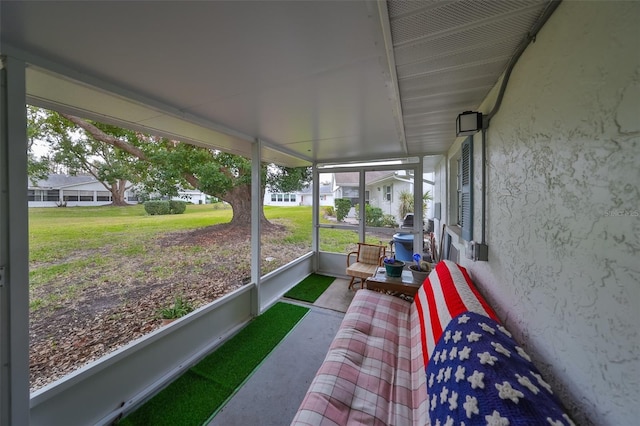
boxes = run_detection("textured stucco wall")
[435,2,639,425]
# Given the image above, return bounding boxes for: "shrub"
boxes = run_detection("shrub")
[398,189,433,221]
[322,205,335,217]
[354,203,385,227]
[169,200,187,214]
[334,198,351,222]
[144,200,171,215]
[381,214,398,227]
[144,200,187,215]
[365,205,384,227]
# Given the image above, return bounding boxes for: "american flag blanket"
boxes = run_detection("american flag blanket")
[414,260,499,367]
[426,311,574,426]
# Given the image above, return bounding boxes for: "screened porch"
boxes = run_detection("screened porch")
[1,1,637,426]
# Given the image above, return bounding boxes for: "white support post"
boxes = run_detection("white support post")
[414,158,424,256]
[0,55,30,426]
[312,165,320,271]
[251,139,262,315]
[358,170,365,242]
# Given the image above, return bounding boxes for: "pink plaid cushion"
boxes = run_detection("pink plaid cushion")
[292,289,428,425]
[414,260,498,367]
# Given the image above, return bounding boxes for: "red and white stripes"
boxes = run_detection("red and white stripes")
[414,260,498,366]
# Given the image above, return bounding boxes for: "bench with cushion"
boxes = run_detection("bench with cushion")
[292,260,574,426]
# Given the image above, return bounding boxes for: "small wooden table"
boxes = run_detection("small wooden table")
[365,267,422,298]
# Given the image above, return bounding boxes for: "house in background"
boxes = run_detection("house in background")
[174,189,209,205]
[263,190,299,207]
[364,171,412,221]
[28,174,209,207]
[263,174,335,207]
[334,171,434,225]
[28,174,138,207]
[263,185,333,207]
[296,181,335,207]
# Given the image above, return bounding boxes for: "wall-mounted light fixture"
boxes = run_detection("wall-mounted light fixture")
[456,111,483,136]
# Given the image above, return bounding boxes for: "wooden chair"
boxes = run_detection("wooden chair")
[346,243,386,290]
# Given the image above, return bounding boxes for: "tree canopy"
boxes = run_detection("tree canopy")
[27,106,312,225]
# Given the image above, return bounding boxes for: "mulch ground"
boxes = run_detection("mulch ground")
[29,222,307,391]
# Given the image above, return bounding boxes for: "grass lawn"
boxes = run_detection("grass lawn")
[28,204,316,390]
[29,204,386,265]
[27,203,394,390]
[29,204,233,264]
[27,203,374,315]
[28,204,389,300]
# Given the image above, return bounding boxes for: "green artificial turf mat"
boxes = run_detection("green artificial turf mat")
[119,302,309,426]
[284,273,336,303]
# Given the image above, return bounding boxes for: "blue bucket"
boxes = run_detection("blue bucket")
[393,233,414,261]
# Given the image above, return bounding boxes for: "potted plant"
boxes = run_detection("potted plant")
[159,295,194,325]
[383,256,405,277]
[409,253,432,283]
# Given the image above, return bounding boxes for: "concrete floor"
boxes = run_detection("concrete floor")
[311,277,355,313]
[207,306,344,426]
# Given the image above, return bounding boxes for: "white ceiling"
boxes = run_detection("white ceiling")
[0,0,553,169]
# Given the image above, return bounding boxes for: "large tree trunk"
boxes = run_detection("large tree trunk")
[224,184,270,228]
[110,180,130,206]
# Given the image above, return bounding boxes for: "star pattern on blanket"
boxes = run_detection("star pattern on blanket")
[439,416,454,426]
[458,346,471,361]
[516,373,539,394]
[467,331,482,342]
[440,386,449,404]
[479,322,496,334]
[562,413,577,426]
[516,346,531,362]
[495,381,524,403]
[548,417,565,426]
[486,410,510,426]
[448,391,458,410]
[531,371,553,393]
[497,324,512,337]
[444,366,453,382]
[492,342,511,357]
[463,395,479,419]
[467,370,485,389]
[478,351,498,365]
[449,346,458,360]
[426,312,575,426]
